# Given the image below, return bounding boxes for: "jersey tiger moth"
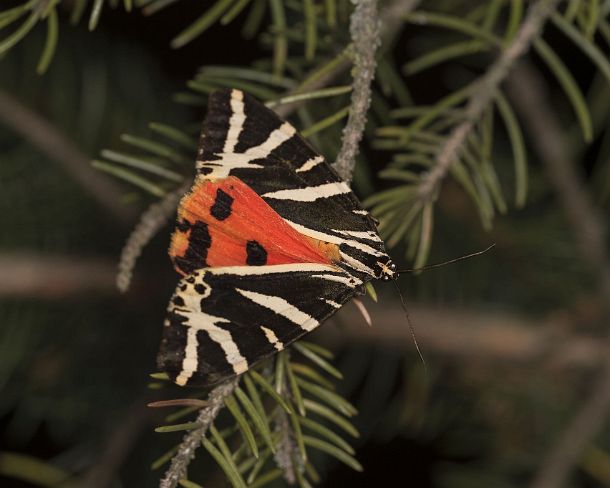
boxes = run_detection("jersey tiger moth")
[157,89,396,387]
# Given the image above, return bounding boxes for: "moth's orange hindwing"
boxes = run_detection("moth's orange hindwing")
[169,176,339,275]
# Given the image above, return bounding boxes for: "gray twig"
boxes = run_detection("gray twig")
[272,354,301,483]
[273,408,300,484]
[417,0,561,203]
[159,379,239,488]
[117,182,190,292]
[508,63,610,488]
[332,0,380,183]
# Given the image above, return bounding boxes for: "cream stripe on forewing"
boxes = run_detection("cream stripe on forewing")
[173,274,249,384]
[339,252,375,276]
[184,311,249,376]
[196,154,264,179]
[176,327,199,386]
[309,273,361,287]
[197,120,297,178]
[323,298,342,308]
[236,288,319,331]
[261,326,284,351]
[206,322,249,375]
[205,263,361,286]
[223,89,245,154]
[296,155,324,173]
[172,263,350,384]
[262,182,351,202]
[333,229,383,242]
[244,122,296,158]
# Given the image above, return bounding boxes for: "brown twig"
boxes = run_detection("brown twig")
[417,0,561,204]
[0,254,117,298]
[159,379,239,488]
[507,63,610,488]
[327,301,607,371]
[0,89,135,225]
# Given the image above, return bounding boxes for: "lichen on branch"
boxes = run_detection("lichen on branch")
[332,0,381,183]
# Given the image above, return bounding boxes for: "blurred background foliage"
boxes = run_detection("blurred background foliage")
[2,0,610,487]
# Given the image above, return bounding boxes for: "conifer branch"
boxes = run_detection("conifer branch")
[509,62,610,488]
[160,378,239,488]
[417,0,561,204]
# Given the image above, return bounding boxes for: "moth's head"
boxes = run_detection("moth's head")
[375,256,397,281]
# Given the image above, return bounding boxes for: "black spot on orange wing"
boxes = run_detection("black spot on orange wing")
[246,240,268,265]
[174,221,211,274]
[210,188,234,221]
[176,219,190,232]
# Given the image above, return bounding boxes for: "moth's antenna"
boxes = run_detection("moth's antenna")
[397,244,495,274]
[392,279,426,370]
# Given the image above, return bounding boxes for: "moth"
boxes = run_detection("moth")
[157,89,396,386]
